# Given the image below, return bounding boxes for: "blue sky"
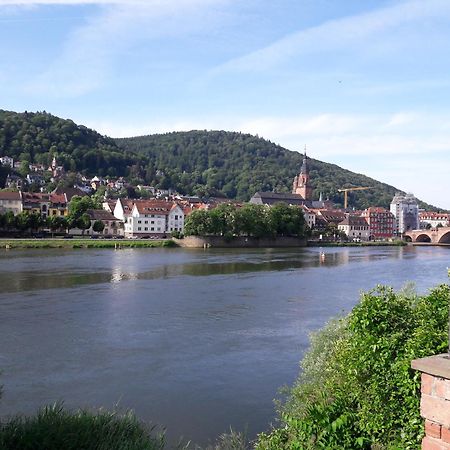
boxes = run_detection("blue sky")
[1,0,450,209]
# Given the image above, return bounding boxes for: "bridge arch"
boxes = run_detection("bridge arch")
[415,233,432,243]
[438,231,450,244]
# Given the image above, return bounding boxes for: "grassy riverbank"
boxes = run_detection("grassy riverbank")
[0,238,177,249]
[308,240,406,247]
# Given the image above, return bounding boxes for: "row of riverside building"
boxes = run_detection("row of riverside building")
[1,151,447,239]
[250,151,447,241]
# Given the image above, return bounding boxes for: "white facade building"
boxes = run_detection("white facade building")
[123,200,185,237]
[419,212,450,229]
[390,193,419,235]
[0,191,23,215]
[338,216,370,241]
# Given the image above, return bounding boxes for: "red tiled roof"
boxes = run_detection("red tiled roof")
[134,200,174,215]
[0,191,21,201]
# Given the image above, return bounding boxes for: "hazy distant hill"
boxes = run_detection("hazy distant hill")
[0,110,438,210]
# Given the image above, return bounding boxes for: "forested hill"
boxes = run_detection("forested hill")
[0,110,142,177]
[116,131,432,210]
[0,110,437,210]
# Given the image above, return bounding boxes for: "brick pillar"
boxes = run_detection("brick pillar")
[412,354,450,449]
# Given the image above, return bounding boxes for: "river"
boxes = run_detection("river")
[0,245,448,445]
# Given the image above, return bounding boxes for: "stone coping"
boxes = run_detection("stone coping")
[411,354,450,379]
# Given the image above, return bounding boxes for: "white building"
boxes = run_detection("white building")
[0,191,23,215]
[300,205,316,230]
[338,215,370,241]
[123,200,185,238]
[419,212,450,229]
[390,193,419,235]
[0,156,14,168]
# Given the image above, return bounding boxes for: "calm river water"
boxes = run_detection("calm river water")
[0,245,449,445]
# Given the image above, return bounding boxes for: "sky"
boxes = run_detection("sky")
[1,0,450,209]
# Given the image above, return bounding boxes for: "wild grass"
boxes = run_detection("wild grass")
[0,403,165,450]
[0,239,177,249]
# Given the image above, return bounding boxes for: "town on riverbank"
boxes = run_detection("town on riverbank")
[1,151,448,247]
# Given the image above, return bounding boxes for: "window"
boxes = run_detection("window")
[175,215,178,220]
[145,220,148,224]
[145,227,148,231]
[138,227,141,231]
[151,227,154,231]
[138,220,141,224]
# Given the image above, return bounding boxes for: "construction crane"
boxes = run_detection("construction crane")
[338,186,372,209]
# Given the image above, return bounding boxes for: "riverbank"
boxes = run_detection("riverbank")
[0,238,177,249]
[308,240,406,247]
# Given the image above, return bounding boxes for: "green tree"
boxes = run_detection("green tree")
[268,203,306,237]
[92,220,105,234]
[77,213,91,235]
[47,215,67,235]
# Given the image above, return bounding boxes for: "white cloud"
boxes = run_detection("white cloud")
[0,0,144,4]
[23,0,229,97]
[213,0,450,73]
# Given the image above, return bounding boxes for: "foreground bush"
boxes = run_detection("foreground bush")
[256,284,450,449]
[0,403,165,450]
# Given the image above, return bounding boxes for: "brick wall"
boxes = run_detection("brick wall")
[412,355,450,449]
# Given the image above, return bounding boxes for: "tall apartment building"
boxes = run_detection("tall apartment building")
[390,193,419,235]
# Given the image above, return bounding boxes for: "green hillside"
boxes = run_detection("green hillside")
[116,131,435,210]
[0,109,142,177]
[0,110,438,210]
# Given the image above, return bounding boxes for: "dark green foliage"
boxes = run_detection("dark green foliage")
[0,403,164,450]
[184,203,307,238]
[0,211,44,231]
[0,110,140,178]
[93,220,105,233]
[256,284,450,449]
[46,215,68,233]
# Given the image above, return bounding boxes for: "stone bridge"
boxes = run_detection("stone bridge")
[404,227,450,244]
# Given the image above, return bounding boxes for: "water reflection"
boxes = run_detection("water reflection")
[0,247,413,294]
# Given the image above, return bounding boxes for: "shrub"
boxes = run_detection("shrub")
[256,284,450,449]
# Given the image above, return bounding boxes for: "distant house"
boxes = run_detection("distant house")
[113,198,135,222]
[0,191,23,215]
[22,192,51,218]
[124,200,185,238]
[52,187,87,202]
[338,216,370,241]
[0,156,14,168]
[314,209,346,227]
[419,212,450,229]
[26,173,46,186]
[5,174,24,190]
[69,209,123,236]
[361,207,395,240]
[49,193,69,217]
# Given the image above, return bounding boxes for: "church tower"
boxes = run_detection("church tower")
[292,147,313,200]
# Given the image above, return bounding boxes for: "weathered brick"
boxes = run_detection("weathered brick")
[422,436,450,450]
[442,427,450,444]
[434,378,450,400]
[423,373,434,395]
[435,377,447,398]
[426,419,442,439]
[421,394,450,426]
